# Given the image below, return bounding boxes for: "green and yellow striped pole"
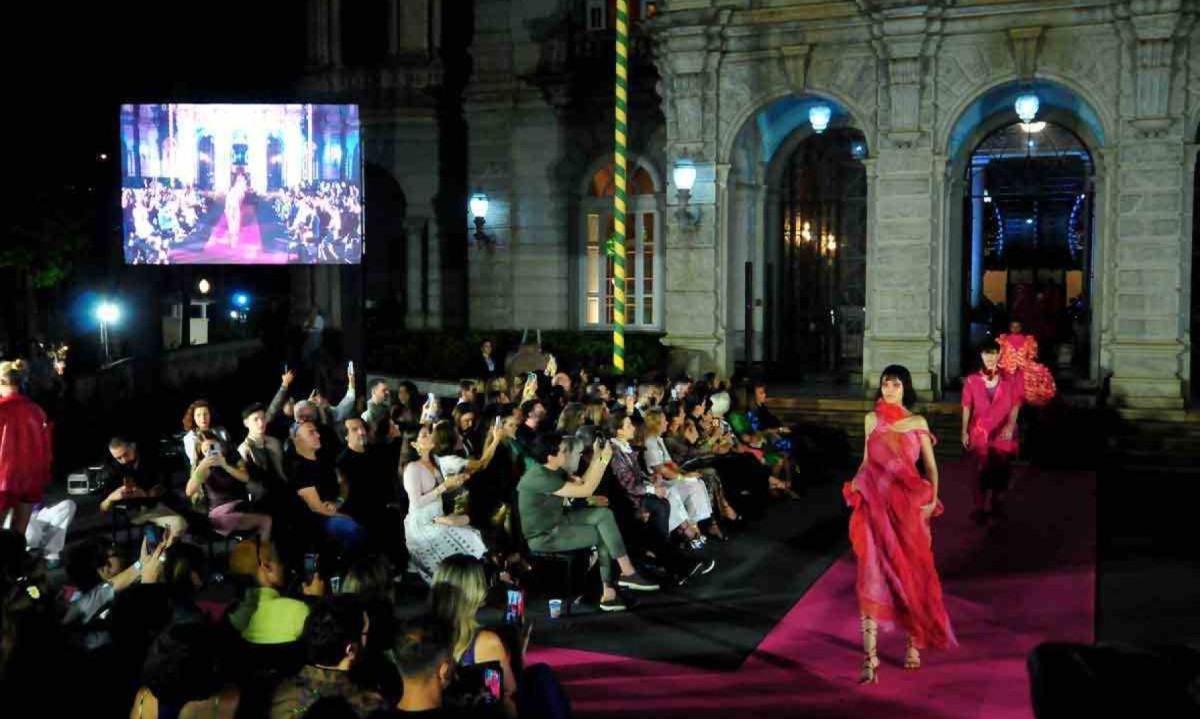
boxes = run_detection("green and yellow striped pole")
[612,0,629,375]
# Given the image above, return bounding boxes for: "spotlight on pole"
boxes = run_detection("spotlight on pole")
[94,300,121,365]
[95,302,120,324]
[198,279,211,295]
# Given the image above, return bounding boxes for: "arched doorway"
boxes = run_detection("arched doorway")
[942,81,1109,388]
[960,121,1095,381]
[773,128,868,378]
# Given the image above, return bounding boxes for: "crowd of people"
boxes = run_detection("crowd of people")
[0,338,844,718]
[275,181,364,264]
[122,182,212,264]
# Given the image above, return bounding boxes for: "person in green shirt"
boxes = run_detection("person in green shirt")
[517,431,659,612]
[226,538,312,645]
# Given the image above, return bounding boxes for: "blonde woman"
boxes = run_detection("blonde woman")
[0,359,53,539]
[640,408,716,544]
[430,554,519,718]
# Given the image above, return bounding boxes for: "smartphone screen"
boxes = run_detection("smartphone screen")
[303,553,319,583]
[505,588,525,625]
[482,668,502,703]
[143,525,162,553]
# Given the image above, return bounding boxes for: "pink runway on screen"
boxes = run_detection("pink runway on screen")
[529,461,1095,718]
[172,200,289,264]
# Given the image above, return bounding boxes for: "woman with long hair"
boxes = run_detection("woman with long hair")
[402,426,487,583]
[429,554,518,718]
[181,400,228,469]
[845,365,956,684]
[184,431,272,541]
[0,360,53,542]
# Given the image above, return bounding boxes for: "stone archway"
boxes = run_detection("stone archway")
[939,80,1109,388]
[722,93,873,379]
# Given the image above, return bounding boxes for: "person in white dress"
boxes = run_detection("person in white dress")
[403,425,487,583]
[641,409,713,544]
[224,174,247,246]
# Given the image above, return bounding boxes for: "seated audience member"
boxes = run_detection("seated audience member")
[130,620,241,719]
[386,615,457,716]
[63,535,168,651]
[186,432,272,541]
[430,554,518,718]
[240,401,287,484]
[517,432,658,612]
[455,380,477,411]
[642,408,721,543]
[181,400,230,469]
[270,596,387,719]
[225,539,311,646]
[289,421,366,553]
[99,436,188,538]
[17,497,77,567]
[337,417,401,549]
[341,555,403,698]
[403,426,487,583]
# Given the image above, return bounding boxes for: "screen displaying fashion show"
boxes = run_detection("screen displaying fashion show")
[119,103,364,265]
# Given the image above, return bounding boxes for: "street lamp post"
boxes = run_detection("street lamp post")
[95,301,120,365]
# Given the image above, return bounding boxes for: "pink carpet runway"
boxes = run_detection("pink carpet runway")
[529,461,1096,718]
[169,199,290,264]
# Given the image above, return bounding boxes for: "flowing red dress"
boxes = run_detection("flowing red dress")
[0,393,53,512]
[842,404,957,650]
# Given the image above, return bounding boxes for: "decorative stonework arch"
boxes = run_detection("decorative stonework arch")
[720,91,874,370]
[718,85,879,168]
[938,78,1111,386]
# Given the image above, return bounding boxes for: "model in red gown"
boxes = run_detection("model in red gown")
[844,367,956,684]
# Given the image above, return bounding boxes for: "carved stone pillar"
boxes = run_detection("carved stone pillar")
[1128,0,1181,135]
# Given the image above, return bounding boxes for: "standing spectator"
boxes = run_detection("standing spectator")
[0,359,54,542]
[479,339,498,379]
[302,306,326,364]
[362,379,393,428]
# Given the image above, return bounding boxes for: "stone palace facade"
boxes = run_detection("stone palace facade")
[303,0,1200,411]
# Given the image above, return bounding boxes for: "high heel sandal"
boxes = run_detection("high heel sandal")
[904,636,921,670]
[859,616,879,685]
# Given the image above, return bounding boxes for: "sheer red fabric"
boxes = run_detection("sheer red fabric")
[842,408,956,650]
[0,393,53,505]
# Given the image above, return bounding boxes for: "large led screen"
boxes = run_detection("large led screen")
[120,103,363,265]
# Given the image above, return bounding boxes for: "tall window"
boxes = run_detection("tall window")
[581,162,661,329]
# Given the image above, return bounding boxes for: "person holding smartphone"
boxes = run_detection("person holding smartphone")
[99,436,188,538]
[186,432,272,541]
[430,554,519,718]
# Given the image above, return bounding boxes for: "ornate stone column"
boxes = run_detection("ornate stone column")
[1104,1,1190,410]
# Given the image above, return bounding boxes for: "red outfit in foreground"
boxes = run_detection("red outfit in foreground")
[0,393,54,511]
[843,404,956,650]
